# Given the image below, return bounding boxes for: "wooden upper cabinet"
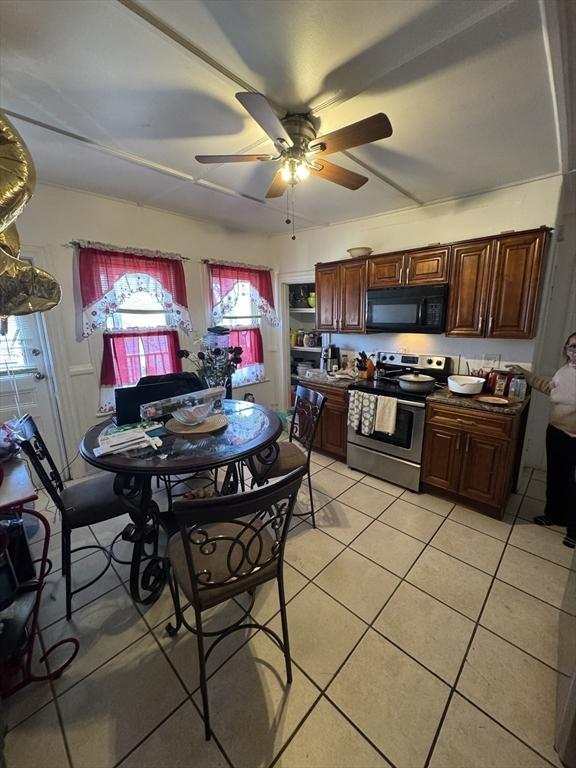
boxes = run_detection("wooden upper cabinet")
[367,253,403,288]
[405,247,450,284]
[340,260,366,332]
[487,231,546,339]
[315,263,340,331]
[446,240,492,337]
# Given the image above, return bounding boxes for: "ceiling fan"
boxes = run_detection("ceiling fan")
[195,92,392,198]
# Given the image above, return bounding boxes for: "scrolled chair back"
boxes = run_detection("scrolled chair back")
[289,385,326,453]
[12,413,64,509]
[170,466,305,605]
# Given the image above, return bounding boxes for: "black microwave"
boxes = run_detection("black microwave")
[366,284,448,333]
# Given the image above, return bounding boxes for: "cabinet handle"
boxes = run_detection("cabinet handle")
[399,266,404,284]
[488,315,494,335]
[465,435,470,454]
[479,314,483,330]
[456,434,461,452]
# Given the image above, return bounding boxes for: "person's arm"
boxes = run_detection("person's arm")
[507,365,552,395]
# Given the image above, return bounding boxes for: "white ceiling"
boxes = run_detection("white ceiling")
[0,0,572,234]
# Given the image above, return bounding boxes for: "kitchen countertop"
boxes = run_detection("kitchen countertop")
[427,388,530,415]
[297,375,355,390]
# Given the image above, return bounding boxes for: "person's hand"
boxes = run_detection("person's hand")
[506,364,526,374]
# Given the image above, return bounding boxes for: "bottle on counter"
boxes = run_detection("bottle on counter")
[290,329,297,347]
[508,375,527,402]
[296,329,305,346]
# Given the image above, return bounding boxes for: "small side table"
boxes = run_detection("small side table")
[0,459,78,697]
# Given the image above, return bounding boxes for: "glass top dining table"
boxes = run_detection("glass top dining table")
[80,400,282,476]
[79,400,283,605]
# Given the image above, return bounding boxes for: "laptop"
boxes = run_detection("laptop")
[113,382,183,426]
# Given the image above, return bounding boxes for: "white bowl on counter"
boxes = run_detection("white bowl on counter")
[448,375,485,395]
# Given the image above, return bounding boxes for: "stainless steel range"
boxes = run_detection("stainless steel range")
[347,352,452,491]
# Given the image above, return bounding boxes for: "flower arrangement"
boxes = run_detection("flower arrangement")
[177,343,243,389]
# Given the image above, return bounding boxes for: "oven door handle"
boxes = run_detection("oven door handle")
[394,398,426,409]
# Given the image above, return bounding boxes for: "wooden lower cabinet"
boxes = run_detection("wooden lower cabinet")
[304,383,348,460]
[421,402,526,517]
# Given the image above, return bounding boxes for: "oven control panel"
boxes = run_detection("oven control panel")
[377,352,451,372]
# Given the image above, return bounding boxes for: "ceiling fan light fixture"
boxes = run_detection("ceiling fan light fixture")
[296,160,309,180]
[280,157,308,185]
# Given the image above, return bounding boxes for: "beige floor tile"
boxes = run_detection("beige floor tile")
[360,474,404,497]
[308,460,323,475]
[42,584,148,694]
[39,550,125,629]
[119,700,228,768]
[374,582,474,684]
[481,580,576,674]
[338,484,396,518]
[516,466,532,494]
[407,547,492,620]
[510,520,575,569]
[329,460,366,481]
[429,693,549,768]
[532,468,547,483]
[380,499,444,542]
[517,497,566,533]
[506,492,523,517]
[449,504,515,541]
[196,631,319,768]
[400,490,454,516]
[315,548,400,623]
[270,582,365,688]
[311,467,357,497]
[285,524,344,579]
[155,600,255,694]
[458,627,560,765]
[497,546,576,613]
[58,633,186,768]
[29,524,99,568]
[3,640,52,730]
[136,578,180,629]
[294,485,331,519]
[276,697,391,767]
[313,498,373,544]
[431,520,505,574]
[89,513,131,547]
[5,701,70,768]
[310,451,335,467]
[526,478,547,501]
[328,629,450,768]
[249,562,308,625]
[352,520,425,577]
[24,507,61,544]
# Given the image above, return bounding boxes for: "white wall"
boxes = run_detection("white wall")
[17,184,274,477]
[274,175,565,469]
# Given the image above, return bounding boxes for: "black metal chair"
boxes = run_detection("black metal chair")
[248,385,326,527]
[166,466,306,740]
[13,414,144,620]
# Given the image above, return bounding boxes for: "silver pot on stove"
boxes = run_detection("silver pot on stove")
[397,372,436,394]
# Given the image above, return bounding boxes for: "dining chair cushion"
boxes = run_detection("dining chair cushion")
[169,519,278,610]
[60,473,128,529]
[252,441,307,481]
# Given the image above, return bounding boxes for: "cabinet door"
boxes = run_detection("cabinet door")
[339,260,366,332]
[446,240,492,336]
[421,424,461,492]
[487,231,546,339]
[321,401,348,460]
[367,254,404,288]
[459,433,507,505]
[405,247,450,284]
[315,263,340,331]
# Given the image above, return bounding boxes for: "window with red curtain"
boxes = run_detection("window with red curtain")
[99,330,182,413]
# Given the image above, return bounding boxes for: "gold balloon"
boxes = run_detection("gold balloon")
[0,111,61,330]
[0,223,20,259]
[0,113,36,233]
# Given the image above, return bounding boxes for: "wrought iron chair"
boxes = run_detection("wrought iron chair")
[13,414,145,620]
[247,385,326,527]
[166,466,306,740]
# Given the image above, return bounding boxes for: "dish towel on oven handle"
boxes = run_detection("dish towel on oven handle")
[348,391,378,435]
[374,395,398,435]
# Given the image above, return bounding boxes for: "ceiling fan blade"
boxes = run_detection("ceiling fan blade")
[195,154,274,164]
[265,170,288,198]
[236,92,293,148]
[309,113,392,155]
[309,159,368,190]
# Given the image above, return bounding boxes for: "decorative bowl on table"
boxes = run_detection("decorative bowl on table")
[347,247,373,258]
[448,375,485,395]
[172,402,214,426]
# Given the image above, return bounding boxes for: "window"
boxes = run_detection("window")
[105,290,169,330]
[0,316,30,374]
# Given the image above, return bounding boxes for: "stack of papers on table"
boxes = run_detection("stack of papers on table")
[95,427,162,456]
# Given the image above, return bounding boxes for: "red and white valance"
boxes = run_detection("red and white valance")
[207,262,278,326]
[76,243,191,337]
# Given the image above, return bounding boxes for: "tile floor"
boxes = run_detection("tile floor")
[4,455,575,768]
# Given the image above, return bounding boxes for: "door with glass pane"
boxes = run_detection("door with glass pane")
[0,314,65,470]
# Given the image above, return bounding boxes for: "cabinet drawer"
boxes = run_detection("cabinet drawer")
[426,403,513,439]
